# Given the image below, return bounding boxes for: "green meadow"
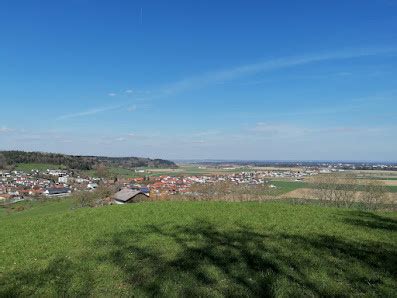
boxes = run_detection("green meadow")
[81,167,139,178]
[1,199,396,296]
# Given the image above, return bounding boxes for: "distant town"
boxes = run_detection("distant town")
[1,160,396,203]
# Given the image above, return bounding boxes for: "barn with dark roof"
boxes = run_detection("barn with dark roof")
[113,188,148,204]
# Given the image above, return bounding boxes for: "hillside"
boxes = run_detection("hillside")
[0,151,177,170]
[1,200,396,296]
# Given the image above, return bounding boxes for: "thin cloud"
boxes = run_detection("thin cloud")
[249,122,391,138]
[163,46,397,94]
[126,132,158,139]
[191,140,206,144]
[313,126,388,134]
[56,46,397,119]
[192,130,222,137]
[125,89,151,95]
[57,105,124,120]
[250,122,305,138]
[127,105,137,112]
[0,126,14,133]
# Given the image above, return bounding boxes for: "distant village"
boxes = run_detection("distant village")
[1,161,395,204]
[0,166,321,203]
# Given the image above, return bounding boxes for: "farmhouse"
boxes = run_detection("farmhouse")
[113,188,148,204]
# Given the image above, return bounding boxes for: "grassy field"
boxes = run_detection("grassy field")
[11,163,248,178]
[269,181,308,195]
[270,180,397,194]
[78,165,247,178]
[14,163,66,171]
[81,167,139,178]
[142,165,252,177]
[1,199,396,296]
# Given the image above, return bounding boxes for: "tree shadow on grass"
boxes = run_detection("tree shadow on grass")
[342,210,397,232]
[96,222,280,296]
[0,256,93,296]
[95,220,397,297]
[2,215,396,296]
[284,233,397,289]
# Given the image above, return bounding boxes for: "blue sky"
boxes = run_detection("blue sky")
[1,0,396,161]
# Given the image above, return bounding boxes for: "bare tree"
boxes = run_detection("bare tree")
[335,174,358,208]
[362,180,387,210]
[74,184,115,208]
[313,173,358,207]
[95,164,110,178]
[313,174,335,203]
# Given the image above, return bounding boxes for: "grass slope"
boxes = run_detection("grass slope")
[1,200,396,296]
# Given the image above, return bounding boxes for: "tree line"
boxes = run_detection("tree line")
[0,151,177,170]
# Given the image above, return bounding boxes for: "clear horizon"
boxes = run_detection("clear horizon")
[1,1,396,161]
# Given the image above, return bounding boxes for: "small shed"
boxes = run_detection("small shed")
[113,188,148,204]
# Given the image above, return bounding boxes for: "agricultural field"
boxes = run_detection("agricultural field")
[353,170,397,178]
[269,180,397,194]
[1,199,396,296]
[76,165,250,178]
[81,167,139,178]
[143,165,251,177]
[268,181,308,195]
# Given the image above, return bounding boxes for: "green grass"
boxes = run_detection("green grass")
[1,199,396,296]
[14,163,66,171]
[374,185,396,192]
[80,165,252,179]
[0,199,73,219]
[142,165,253,177]
[106,167,139,178]
[81,167,140,178]
[269,181,308,195]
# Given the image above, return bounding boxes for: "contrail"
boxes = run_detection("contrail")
[140,7,143,24]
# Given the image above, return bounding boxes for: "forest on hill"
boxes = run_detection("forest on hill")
[0,151,177,170]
